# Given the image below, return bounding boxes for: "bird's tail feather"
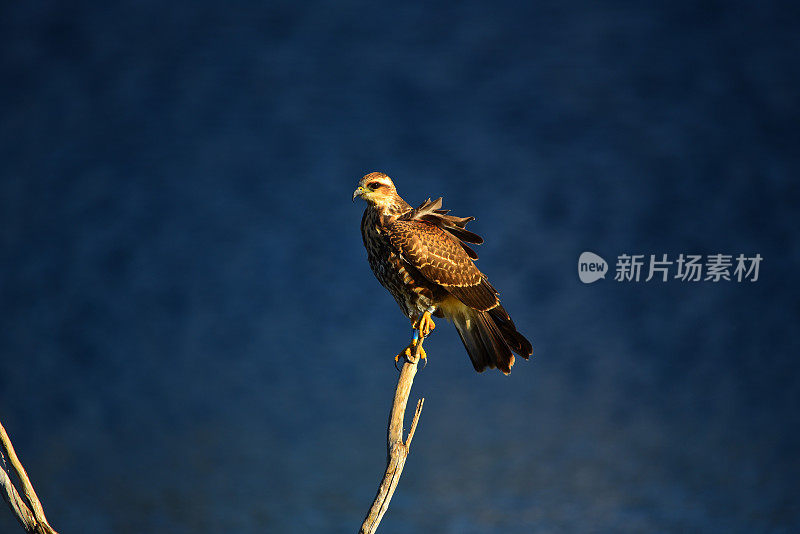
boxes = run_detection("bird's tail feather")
[451,304,532,374]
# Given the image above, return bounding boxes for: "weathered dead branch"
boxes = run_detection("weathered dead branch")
[0,420,58,534]
[359,336,426,534]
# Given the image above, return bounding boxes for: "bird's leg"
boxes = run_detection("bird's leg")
[395,314,432,370]
[395,338,415,368]
[412,308,435,364]
[411,329,428,364]
[412,309,436,338]
[414,329,428,370]
[395,330,427,368]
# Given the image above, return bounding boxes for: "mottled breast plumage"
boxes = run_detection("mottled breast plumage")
[361,208,443,319]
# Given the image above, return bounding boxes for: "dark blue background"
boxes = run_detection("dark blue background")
[1,1,798,532]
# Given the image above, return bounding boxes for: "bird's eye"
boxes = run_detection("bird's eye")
[368,182,381,190]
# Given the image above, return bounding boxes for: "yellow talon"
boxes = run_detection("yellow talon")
[395,337,427,367]
[395,339,417,363]
[417,311,436,338]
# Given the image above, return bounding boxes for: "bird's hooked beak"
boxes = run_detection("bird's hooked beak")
[352,186,364,202]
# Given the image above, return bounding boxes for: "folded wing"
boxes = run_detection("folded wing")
[386,218,499,312]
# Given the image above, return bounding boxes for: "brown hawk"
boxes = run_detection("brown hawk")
[353,171,532,374]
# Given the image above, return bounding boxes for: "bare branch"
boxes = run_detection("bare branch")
[1,468,38,531]
[0,420,58,534]
[359,336,427,534]
[405,398,424,448]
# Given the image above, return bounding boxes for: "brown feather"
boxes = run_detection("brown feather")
[386,221,499,310]
[488,304,533,357]
[449,306,514,374]
[446,279,499,312]
[404,198,484,259]
[443,298,532,374]
[460,242,478,260]
[418,214,483,244]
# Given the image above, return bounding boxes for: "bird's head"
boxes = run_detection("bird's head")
[352,172,397,207]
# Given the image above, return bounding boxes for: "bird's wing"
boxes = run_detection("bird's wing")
[386,220,499,311]
[401,197,484,258]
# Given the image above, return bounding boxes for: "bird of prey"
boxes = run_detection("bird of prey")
[353,171,532,374]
